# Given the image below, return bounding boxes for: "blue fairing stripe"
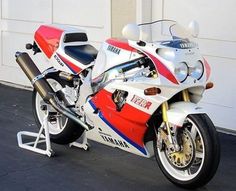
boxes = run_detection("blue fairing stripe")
[89,100,147,155]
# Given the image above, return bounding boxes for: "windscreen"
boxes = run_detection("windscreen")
[138,20,197,48]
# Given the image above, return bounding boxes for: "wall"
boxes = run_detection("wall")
[111,0,136,38]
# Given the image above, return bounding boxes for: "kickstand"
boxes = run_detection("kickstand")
[17,105,54,157]
[69,131,89,151]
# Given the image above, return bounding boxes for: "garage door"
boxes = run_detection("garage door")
[151,0,236,131]
[0,0,111,86]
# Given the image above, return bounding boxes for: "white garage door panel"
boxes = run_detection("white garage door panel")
[198,39,236,59]
[1,20,42,35]
[0,31,34,86]
[0,65,31,86]
[199,55,236,130]
[53,0,110,28]
[163,0,236,42]
[2,32,33,68]
[2,0,52,23]
[200,102,235,131]
[200,56,235,107]
[53,0,111,41]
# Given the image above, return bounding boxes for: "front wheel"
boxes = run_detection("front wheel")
[154,114,220,189]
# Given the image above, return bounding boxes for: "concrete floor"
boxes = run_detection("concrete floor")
[0,84,236,191]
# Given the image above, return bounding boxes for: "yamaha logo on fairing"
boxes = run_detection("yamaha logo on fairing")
[179,42,197,49]
[54,54,64,67]
[107,45,121,55]
[100,134,129,148]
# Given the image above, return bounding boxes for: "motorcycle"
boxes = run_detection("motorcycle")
[15,20,220,188]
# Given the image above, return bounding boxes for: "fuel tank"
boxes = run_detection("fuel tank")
[92,38,143,80]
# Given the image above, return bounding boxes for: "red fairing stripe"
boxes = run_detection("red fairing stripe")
[145,52,179,84]
[91,89,150,148]
[57,54,82,74]
[203,58,211,81]
[106,38,137,52]
[35,25,64,59]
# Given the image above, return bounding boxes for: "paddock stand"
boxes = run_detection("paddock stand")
[17,104,89,157]
[69,132,89,151]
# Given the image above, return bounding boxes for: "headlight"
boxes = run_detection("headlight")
[189,60,204,80]
[174,62,188,82]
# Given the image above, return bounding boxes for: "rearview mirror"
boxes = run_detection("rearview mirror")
[188,20,199,38]
[122,23,140,41]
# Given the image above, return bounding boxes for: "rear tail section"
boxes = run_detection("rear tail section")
[15,52,89,131]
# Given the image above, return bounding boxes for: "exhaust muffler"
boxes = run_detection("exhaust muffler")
[15,52,89,131]
[15,52,55,102]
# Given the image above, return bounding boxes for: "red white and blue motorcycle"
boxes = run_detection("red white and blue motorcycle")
[16,20,220,188]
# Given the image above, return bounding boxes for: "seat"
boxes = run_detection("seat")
[64,45,98,65]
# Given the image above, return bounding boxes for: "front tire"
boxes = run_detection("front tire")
[154,114,220,189]
[32,74,84,144]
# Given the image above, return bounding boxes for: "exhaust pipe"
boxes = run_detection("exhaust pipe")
[15,52,89,131]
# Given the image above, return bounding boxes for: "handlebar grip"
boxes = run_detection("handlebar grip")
[121,62,140,73]
[121,58,146,73]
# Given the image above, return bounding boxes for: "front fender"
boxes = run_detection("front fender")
[167,101,205,126]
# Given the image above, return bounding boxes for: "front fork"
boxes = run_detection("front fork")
[160,90,190,150]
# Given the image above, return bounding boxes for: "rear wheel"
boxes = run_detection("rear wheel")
[154,114,220,189]
[32,74,84,144]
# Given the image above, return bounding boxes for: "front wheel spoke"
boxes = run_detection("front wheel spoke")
[187,169,192,175]
[183,169,192,175]
[195,151,204,159]
[190,126,197,140]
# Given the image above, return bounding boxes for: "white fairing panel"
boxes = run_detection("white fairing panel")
[83,97,151,157]
[92,41,141,80]
[91,46,107,80]
[167,101,206,126]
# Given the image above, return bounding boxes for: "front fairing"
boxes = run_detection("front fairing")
[127,20,210,88]
[130,41,207,86]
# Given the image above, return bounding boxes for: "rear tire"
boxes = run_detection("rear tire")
[154,114,220,189]
[32,73,84,144]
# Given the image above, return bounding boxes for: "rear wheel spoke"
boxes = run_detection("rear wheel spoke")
[57,116,63,129]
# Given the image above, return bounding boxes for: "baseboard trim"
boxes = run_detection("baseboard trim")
[217,127,236,136]
[0,80,32,91]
